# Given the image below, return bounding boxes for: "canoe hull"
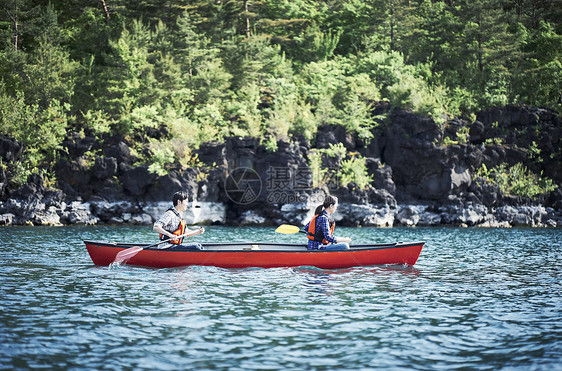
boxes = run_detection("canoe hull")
[84,241,424,269]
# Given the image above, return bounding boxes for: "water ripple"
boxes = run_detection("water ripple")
[0,226,561,370]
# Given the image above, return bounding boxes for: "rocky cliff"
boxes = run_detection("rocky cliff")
[1,104,561,227]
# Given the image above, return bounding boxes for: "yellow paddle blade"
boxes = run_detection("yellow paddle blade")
[275,224,301,234]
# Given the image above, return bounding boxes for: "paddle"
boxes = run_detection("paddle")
[113,228,205,264]
[276,223,355,250]
[113,240,168,264]
[113,204,203,264]
[275,224,305,234]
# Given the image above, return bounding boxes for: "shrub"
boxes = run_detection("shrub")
[475,163,557,199]
[297,58,380,141]
[357,50,448,123]
[0,88,68,186]
[308,143,372,190]
[339,156,373,190]
[147,139,175,176]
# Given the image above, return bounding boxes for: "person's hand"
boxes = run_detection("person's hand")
[198,227,205,235]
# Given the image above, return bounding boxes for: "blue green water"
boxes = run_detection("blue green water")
[1,226,561,370]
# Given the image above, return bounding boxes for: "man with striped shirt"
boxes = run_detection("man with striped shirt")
[153,191,205,249]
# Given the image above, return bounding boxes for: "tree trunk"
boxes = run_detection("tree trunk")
[390,6,395,51]
[13,15,18,51]
[100,0,110,20]
[477,14,483,72]
[244,0,250,38]
[5,5,19,51]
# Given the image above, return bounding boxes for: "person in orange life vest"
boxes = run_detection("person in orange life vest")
[153,191,205,250]
[303,195,352,251]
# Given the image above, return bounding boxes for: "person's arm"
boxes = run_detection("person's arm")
[320,217,338,244]
[303,220,310,234]
[153,224,177,240]
[153,212,179,240]
[154,220,205,241]
[320,217,351,244]
[184,226,205,237]
[337,235,352,244]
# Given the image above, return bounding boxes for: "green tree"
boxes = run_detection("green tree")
[365,0,417,53]
[174,12,232,104]
[297,57,381,139]
[322,0,370,55]
[228,35,292,88]
[0,88,69,186]
[102,19,158,134]
[292,22,341,63]
[507,0,562,31]
[23,36,79,108]
[513,21,562,111]
[0,4,79,109]
[0,0,41,52]
[401,1,460,74]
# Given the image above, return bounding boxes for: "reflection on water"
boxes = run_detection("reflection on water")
[295,265,421,296]
[0,225,561,370]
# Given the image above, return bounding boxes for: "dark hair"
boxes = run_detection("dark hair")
[172,191,189,207]
[314,195,338,215]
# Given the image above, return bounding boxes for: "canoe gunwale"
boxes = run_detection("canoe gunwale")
[83,240,424,252]
[84,240,425,268]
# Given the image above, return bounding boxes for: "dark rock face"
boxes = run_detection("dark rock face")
[1,105,560,227]
[120,165,158,197]
[197,141,227,167]
[476,105,561,183]
[316,125,356,150]
[0,135,24,162]
[383,111,478,200]
[54,157,93,197]
[0,167,6,199]
[366,158,395,195]
[469,120,486,144]
[0,135,25,199]
[254,140,310,200]
[104,141,134,165]
[383,111,441,187]
[62,132,96,157]
[144,169,199,202]
[92,156,118,180]
[9,173,45,203]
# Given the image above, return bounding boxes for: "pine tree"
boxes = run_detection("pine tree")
[453,0,516,106]
[101,19,158,134]
[366,0,417,53]
[0,0,41,51]
[513,20,562,110]
[401,0,460,75]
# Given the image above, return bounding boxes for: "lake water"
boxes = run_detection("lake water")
[1,226,561,370]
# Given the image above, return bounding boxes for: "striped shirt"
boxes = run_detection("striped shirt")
[153,208,184,249]
[154,208,182,235]
[303,211,337,250]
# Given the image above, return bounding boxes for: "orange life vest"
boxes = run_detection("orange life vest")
[307,213,335,244]
[159,208,186,245]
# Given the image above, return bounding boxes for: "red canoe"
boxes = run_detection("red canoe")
[84,240,424,269]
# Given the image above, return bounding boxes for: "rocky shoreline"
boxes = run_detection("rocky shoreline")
[1,104,561,228]
[1,196,560,228]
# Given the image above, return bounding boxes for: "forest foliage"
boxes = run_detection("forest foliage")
[1,0,561,188]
